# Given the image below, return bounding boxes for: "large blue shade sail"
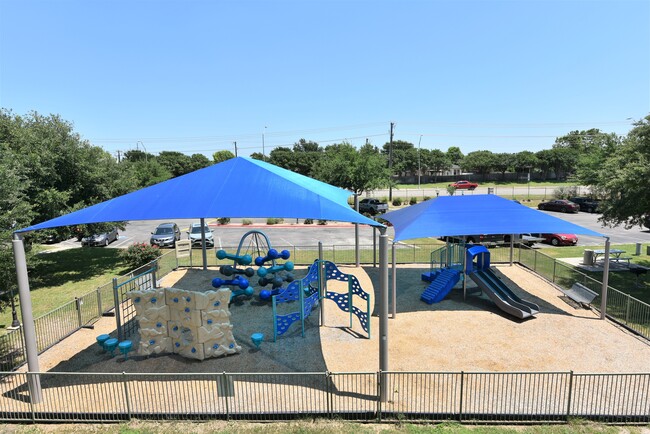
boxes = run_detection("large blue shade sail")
[18,157,379,233]
[382,195,603,242]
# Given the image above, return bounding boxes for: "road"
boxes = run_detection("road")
[370,185,592,199]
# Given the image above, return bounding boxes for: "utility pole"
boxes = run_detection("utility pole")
[233,141,238,157]
[116,150,121,163]
[418,135,422,189]
[388,122,394,201]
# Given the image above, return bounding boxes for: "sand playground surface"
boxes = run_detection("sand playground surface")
[27,263,650,375]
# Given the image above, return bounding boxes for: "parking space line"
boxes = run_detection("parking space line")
[112,236,133,248]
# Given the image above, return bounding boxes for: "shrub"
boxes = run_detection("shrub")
[242,219,253,225]
[303,218,314,225]
[392,197,402,206]
[409,197,418,205]
[318,219,327,225]
[120,243,162,269]
[266,218,284,225]
[217,217,230,225]
[423,196,431,201]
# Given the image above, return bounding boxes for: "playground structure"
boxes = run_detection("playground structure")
[273,260,371,341]
[214,230,296,301]
[422,243,539,319]
[128,287,241,360]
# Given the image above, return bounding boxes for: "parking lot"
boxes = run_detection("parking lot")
[48,209,650,252]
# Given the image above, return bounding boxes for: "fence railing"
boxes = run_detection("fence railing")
[0,251,176,372]
[2,243,648,373]
[0,370,647,423]
[515,246,650,340]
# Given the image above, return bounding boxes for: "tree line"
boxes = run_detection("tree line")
[1,109,648,310]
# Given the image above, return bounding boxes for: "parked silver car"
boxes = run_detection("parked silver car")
[188,222,215,248]
[150,222,181,248]
[81,228,119,247]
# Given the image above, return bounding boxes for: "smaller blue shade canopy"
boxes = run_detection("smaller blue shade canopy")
[18,157,380,232]
[382,195,603,242]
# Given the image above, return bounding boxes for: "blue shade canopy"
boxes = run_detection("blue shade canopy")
[18,157,380,232]
[382,195,603,242]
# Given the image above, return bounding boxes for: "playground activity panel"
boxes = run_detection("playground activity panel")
[126,230,370,362]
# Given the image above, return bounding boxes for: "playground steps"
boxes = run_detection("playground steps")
[420,269,461,304]
[421,271,440,283]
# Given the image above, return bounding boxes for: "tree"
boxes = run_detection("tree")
[590,116,650,228]
[421,149,450,182]
[156,151,192,177]
[250,152,269,162]
[188,154,211,172]
[0,110,128,237]
[512,151,538,179]
[381,140,416,175]
[212,150,235,164]
[0,146,34,310]
[492,153,514,180]
[446,146,464,166]
[312,142,390,195]
[461,150,495,178]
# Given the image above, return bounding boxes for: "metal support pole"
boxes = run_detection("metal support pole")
[509,235,514,266]
[378,228,389,402]
[600,237,611,320]
[373,227,377,268]
[200,217,208,271]
[12,234,42,404]
[354,194,360,267]
[112,278,123,341]
[391,243,397,318]
[75,297,83,327]
[319,241,325,326]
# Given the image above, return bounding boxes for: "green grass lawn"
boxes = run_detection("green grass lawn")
[0,247,131,333]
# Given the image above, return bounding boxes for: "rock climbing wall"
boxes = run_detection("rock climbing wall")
[129,287,241,360]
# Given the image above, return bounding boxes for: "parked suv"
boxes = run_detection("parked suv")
[150,222,181,248]
[188,222,215,248]
[570,197,600,213]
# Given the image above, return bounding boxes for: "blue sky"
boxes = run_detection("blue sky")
[1,0,648,158]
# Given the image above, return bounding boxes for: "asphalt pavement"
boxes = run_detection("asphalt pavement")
[49,208,650,253]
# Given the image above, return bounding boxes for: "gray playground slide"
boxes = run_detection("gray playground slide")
[469,269,539,319]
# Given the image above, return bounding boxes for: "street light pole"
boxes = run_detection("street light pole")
[262,126,267,158]
[417,135,422,189]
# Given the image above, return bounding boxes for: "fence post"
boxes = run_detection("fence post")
[625,297,631,325]
[152,268,158,289]
[553,260,557,283]
[566,371,574,420]
[377,371,382,422]
[122,372,132,421]
[458,371,464,422]
[26,372,36,423]
[96,288,103,317]
[112,278,123,341]
[222,372,230,420]
[75,297,83,328]
[326,371,332,419]
[534,250,538,272]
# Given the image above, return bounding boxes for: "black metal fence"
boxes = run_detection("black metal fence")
[0,371,647,423]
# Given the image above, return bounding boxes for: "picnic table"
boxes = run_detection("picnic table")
[593,249,631,265]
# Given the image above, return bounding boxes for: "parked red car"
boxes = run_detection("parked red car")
[448,180,478,190]
[529,233,578,246]
[537,199,579,213]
